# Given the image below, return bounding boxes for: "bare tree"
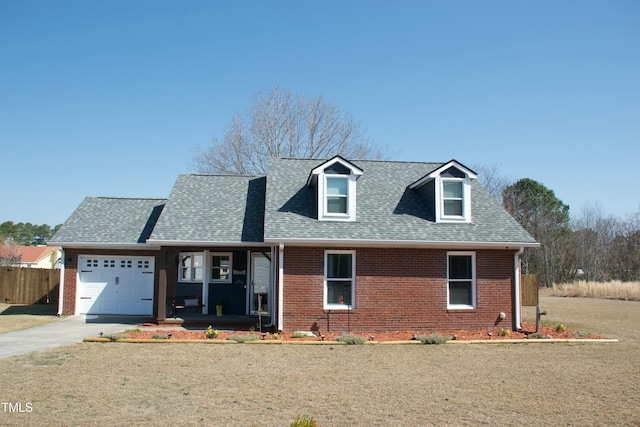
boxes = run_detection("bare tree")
[193,85,388,175]
[0,237,21,266]
[608,210,640,282]
[571,203,618,281]
[472,163,511,203]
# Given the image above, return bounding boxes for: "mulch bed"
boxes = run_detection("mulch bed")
[120,322,606,341]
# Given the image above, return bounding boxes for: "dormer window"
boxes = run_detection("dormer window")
[443,180,463,216]
[326,176,348,214]
[439,166,469,221]
[307,156,363,222]
[409,160,476,224]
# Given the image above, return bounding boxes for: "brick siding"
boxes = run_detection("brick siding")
[280,246,517,333]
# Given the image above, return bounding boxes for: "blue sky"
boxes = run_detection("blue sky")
[1,1,638,226]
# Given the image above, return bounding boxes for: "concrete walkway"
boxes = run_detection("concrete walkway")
[0,315,149,358]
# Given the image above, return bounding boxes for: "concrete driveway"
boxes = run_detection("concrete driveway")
[0,315,149,358]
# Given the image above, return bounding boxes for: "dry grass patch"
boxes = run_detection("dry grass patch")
[0,303,60,334]
[552,280,640,301]
[0,295,638,426]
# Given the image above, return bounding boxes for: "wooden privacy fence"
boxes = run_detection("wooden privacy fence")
[0,267,60,305]
[521,274,539,306]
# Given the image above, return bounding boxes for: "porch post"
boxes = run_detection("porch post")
[202,250,210,315]
[278,243,284,331]
[157,248,167,321]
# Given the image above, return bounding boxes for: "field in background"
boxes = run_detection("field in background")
[552,280,640,301]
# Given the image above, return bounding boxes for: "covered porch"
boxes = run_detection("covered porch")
[157,312,273,331]
[155,246,276,327]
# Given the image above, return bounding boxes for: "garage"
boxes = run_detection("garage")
[77,255,154,315]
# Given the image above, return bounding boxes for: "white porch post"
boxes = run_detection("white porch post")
[202,250,210,314]
[278,243,284,331]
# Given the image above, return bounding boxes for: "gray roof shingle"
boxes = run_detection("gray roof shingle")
[53,158,535,249]
[49,197,166,245]
[264,158,537,246]
[148,174,266,244]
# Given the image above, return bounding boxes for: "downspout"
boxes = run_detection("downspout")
[57,248,65,316]
[514,247,525,331]
[278,243,284,332]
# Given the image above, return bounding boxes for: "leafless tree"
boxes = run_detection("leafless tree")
[192,85,389,175]
[0,237,21,266]
[571,203,617,281]
[472,163,511,203]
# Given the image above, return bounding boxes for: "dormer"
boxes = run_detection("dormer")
[307,156,363,222]
[409,160,477,224]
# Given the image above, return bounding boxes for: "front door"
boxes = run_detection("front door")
[250,252,271,315]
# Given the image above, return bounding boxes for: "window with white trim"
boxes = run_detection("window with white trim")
[179,253,204,282]
[326,176,348,214]
[442,179,464,217]
[447,252,475,309]
[211,252,232,283]
[324,250,355,309]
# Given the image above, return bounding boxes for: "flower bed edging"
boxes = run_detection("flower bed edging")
[84,337,618,345]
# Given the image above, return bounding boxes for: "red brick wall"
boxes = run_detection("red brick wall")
[280,247,517,333]
[60,249,160,315]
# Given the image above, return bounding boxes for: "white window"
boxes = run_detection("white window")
[435,172,472,223]
[447,252,476,309]
[211,252,232,283]
[324,250,355,309]
[179,253,204,282]
[442,179,464,217]
[326,176,349,215]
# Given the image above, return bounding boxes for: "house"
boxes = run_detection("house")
[49,157,538,332]
[0,245,60,269]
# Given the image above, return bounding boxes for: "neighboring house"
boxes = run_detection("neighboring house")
[0,245,60,269]
[49,157,538,332]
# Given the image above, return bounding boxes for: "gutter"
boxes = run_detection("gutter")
[146,239,271,248]
[264,237,539,250]
[514,247,525,331]
[48,242,160,250]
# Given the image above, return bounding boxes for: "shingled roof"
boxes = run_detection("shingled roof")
[51,158,536,249]
[148,174,266,245]
[264,158,537,247]
[49,197,166,246]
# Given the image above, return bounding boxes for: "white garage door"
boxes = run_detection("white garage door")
[77,256,154,315]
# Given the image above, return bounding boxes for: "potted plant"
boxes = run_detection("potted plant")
[215,299,225,317]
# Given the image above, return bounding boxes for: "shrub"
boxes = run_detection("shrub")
[499,328,511,336]
[292,331,316,338]
[332,334,367,345]
[290,414,317,427]
[204,325,219,339]
[152,334,170,340]
[556,323,566,332]
[124,328,141,333]
[415,334,452,345]
[525,333,546,339]
[227,334,260,343]
[102,333,130,341]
